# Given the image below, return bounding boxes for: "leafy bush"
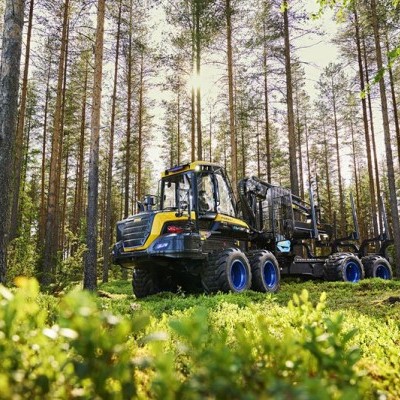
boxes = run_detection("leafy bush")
[150,290,371,400]
[0,279,396,399]
[0,278,147,399]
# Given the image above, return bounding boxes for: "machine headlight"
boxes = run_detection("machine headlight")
[154,241,170,250]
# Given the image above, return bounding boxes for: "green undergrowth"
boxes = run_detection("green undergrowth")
[0,277,399,398]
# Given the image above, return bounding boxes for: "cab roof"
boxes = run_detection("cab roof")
[161,161,223,178]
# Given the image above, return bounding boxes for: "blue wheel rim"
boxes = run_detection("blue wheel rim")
[345,260,361,282]
[376,264,391,279]
[263,260,277,288]
[231,260,247,290]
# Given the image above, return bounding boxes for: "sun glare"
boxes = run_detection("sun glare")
[188,72,203,90]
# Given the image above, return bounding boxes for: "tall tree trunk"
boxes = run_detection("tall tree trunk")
[195,0,202,160]
[191,5,196,162]
[38,57,52,245]
[350,117,362,238]
[295,84,304,198]
[363,35,382,220]
[124,1,133,218]
[256,119,261,178]
[41,0,69,285]
[84,0,106,291]
[0,0,25,283]
[323,124,333,222]
[385,31,400,170]
[370,0,400,275]
[304,113,311,189]
[226,0,237,192]
[177,90,181,164]
[137,48,144,204]
[10,0,34,241]
[331,76,346,235]
[209,106,212,162]
[58,19,70,255]
[262,21,271,182]
[60,146,69,257]
[354,9,379,239]
[103,0,121,283]
[72,58,88,254]
[283,0,299,196]
[191,86,196,162]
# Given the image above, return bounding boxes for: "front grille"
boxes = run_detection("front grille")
[121,213,152,249]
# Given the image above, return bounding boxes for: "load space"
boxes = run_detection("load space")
[112,162,392,298]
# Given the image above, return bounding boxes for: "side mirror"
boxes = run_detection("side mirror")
[143,195,157,211]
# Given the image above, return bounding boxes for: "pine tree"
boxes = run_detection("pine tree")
[84,0,106,290]
[0,0,25,283]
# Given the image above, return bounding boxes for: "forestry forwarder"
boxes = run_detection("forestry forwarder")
[113,161,393,298]
[112,161,281,298]
[238,175,393,282]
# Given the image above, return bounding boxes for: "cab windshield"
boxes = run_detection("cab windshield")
[160,172,193,211]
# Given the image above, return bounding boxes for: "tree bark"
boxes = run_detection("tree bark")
[195,0,202,160]
[370,0,400,275]
[226,0,237,192]
[41,0,69,285]
[362,35,382,220]
[124,0,133,218]
[0,0,25,284]
[137,47,144,204]
[38,55,52,246]
[10,0,34,241]
[84,0,106,291]
[385,32,400,171]
[71,58,88,255]
[354,9,379,239]
[331,75,346,235]
[283,0,299,196]
[323,124,333,222]
[262,21,271,183]
[103,0,121,283]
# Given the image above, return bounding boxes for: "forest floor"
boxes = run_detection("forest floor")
[98,277,400,322]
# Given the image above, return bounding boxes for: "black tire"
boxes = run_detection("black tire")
[201,248,252,294]
[250,251,280,293]
[323,253,365,283]
[132,268,159,298]
[362,255,393,280]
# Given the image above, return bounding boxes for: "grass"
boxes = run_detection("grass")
[98,277,400,322]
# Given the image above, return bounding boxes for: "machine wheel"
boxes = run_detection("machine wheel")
[362,255,393,280]
[132,268,160,298]
[323,253,365,283]
[250,251,280,293]
[202,248,252,294]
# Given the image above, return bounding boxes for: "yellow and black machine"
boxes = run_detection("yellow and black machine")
[112,161,280,297]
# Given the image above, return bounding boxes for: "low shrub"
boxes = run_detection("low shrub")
[1,279,396,399]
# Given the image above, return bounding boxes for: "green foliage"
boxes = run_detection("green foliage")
[1,278,400,399]
[150,290,369,400]
[0,278,148,399]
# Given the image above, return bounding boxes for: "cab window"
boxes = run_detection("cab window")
[197,174,215,213]
[215,170,236,217]
[161,173,192,210]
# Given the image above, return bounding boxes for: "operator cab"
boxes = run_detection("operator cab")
[160,162,237,221]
